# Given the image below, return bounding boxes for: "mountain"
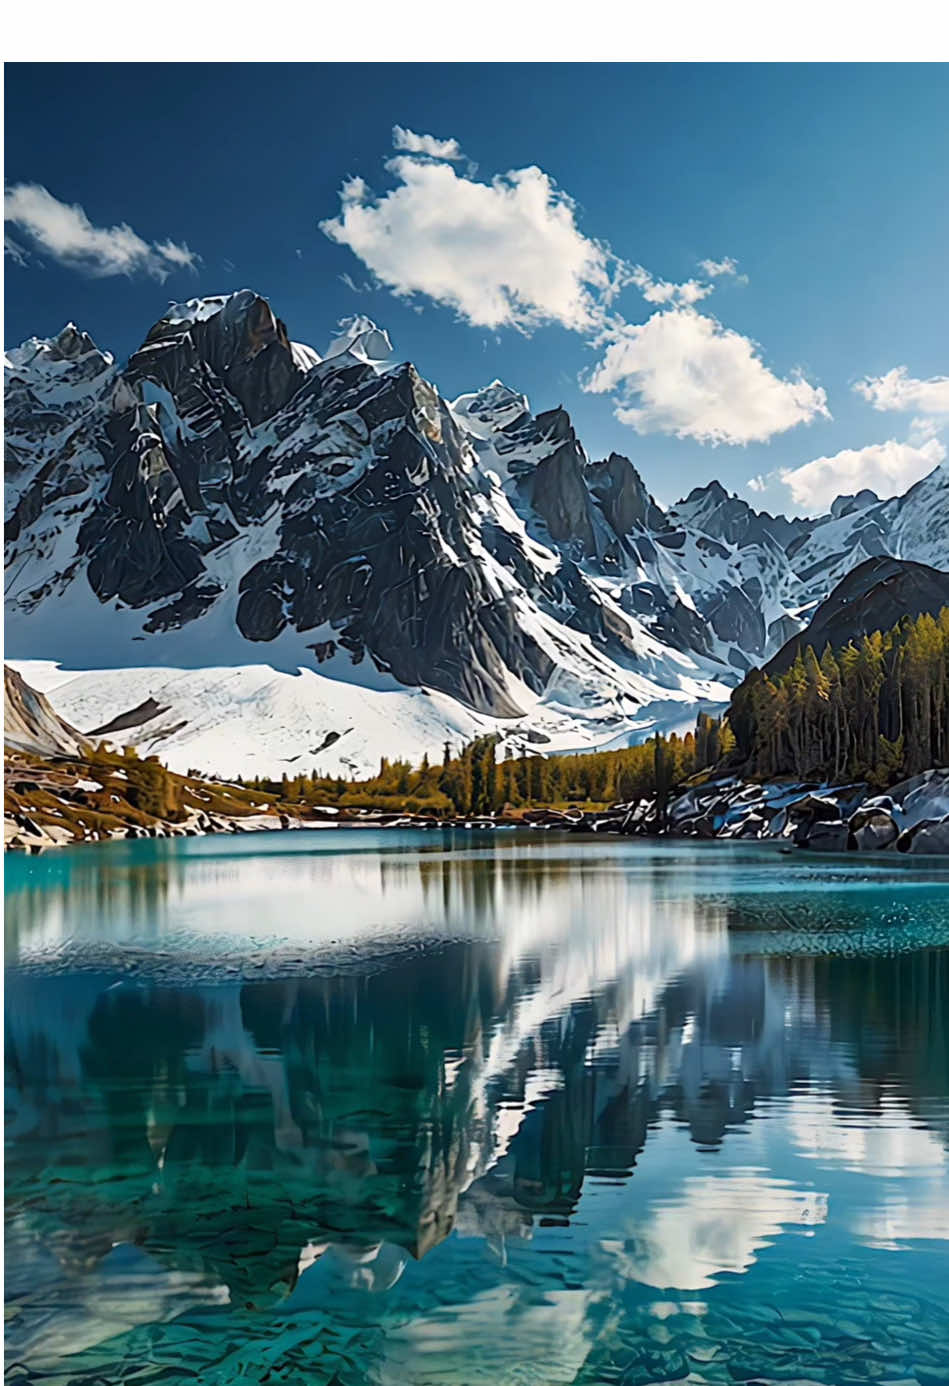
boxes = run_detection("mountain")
[3,665,90,760]
[5,290,949,777]
[764,556,949,678]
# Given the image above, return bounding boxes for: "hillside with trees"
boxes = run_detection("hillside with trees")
[727,607,949,786]
[253,603,948,814]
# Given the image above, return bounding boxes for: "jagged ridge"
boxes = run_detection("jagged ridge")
[5,289,948,776]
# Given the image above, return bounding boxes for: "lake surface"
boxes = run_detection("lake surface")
[6,831,949,1384]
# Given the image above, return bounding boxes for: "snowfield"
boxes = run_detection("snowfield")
[9,660,729,780]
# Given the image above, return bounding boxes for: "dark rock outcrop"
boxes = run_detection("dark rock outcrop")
[765,556,949,679]
[799,819,850,852]
[850,807,899,851]
[586,452,664,536]
[898,817,949,854]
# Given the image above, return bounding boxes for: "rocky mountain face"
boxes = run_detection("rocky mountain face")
[763,556,949,678]
[6,289,949,769]
[3,665,90,760]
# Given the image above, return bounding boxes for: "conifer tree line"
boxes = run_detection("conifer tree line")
[245,722,733,816]
[727,607,949,785]
[240,609,948,814]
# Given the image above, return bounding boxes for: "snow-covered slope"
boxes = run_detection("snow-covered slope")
[5,290,948,777]
[8,658,724,779]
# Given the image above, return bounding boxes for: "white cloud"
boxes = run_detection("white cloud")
[4,234,30,267]
[698,257,742,278]
[780,436,945,509]
[697,256,749,288]
[699,256,740,278]
[629,265,712,306]
[152,238,195,269]
[584,308,829,445]
[391,125,463,161]
[4,183,198,281]
[747,474,766,493]
[321,155,619,333]
[855,366,949,417]
[321,140,818,449]
[628,256,748,307]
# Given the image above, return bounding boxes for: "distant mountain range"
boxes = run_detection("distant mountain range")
[5,290,949,776]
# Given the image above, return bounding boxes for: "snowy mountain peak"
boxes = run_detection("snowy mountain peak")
[129,288,310,427]
[670,479,809,553]
[5,287,949,778]
[685,478,729,504]
[5,321,113,376]
[161,288,257,327]
[830,488,880,519]
[323,315,393,367]
[451,380,531,436]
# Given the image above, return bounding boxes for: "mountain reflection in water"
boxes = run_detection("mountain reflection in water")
[5,832,949,1384]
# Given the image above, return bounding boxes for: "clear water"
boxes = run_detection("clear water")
[5,830,949,1385]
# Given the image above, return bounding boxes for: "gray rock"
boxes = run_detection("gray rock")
[586,452,664,536]
[800,819,851,852]
[897,815,949,854]
[850,808,898,851]
[520,412,597,555]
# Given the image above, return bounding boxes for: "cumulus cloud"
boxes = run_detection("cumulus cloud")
[779,436,945,510]
[321,155,619,333]
[584,308,829,445]
[321,135,818,447]
[4,183,198,281]
[854,366,949,417]
[391,125,464,161]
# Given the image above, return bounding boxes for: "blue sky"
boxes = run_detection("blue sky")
[5,62,949,512]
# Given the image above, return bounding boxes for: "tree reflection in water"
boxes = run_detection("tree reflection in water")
[5,835,949,1383]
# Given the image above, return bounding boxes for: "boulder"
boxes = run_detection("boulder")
[734,813,767,839]
[850,808,898,851]
[790,794,843,846]
[889,769,949,829]
[788,794,842,823]
[799,819,850,852]
[897,816,949,855]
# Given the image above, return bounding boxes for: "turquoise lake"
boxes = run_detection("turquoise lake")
[5,830,949,1384]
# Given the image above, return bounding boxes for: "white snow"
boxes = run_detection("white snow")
[162,295,234,326]
[9,659,729,781]
[323,316,393,367]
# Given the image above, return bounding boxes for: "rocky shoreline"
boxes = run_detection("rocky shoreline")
[559,767,949,854]
[8,766,949,855]
[340,767,949,855]
[3,805,337,854]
